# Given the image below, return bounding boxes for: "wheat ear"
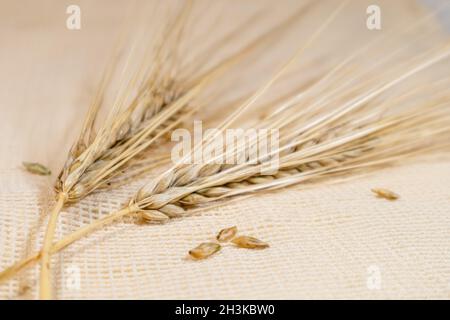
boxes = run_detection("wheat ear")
[0,1,349,285]
[27,41,450,282]
[37,1,226,298]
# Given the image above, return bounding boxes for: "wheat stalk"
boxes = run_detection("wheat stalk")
[37,19,190,299]
[35,1,229,298]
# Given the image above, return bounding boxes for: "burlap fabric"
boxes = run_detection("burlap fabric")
[0,0,449,299]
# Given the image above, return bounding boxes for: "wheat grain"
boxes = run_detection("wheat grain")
[216,226,238,242]
[22,162,51,176]
[231,236,269,249]
[189,243,221,260]
[371,188,399,201]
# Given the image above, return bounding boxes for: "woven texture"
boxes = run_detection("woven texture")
[1,0,450,299]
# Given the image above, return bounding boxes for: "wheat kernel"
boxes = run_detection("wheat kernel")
[22,162,51,176]
[189,242,221,260]
[216,226,238,242]
[371,188,399,200]
[231,236,269,249]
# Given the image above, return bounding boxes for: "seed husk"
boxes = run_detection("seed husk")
[371,188,399,200]
[189,242,221,260]
[22,162,51,176]
[231,236,269,249]
[140,210,170,223]
[159,204,186,218]
[216,226,238,242]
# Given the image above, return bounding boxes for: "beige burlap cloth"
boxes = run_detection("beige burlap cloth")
[1,0,449,299]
